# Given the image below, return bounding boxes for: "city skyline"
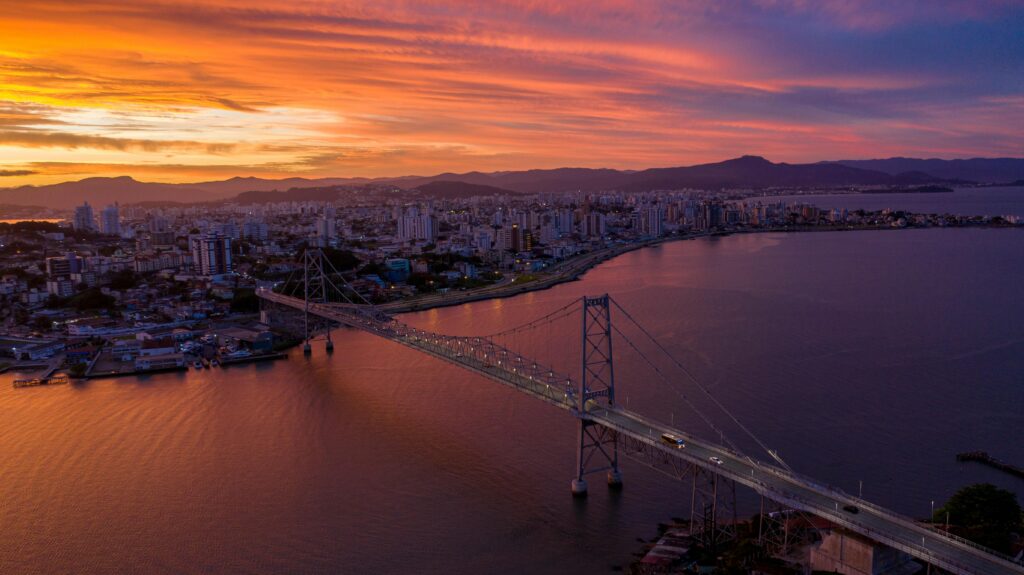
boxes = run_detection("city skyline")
[3,3,1023,574]
[2,1,1023,187]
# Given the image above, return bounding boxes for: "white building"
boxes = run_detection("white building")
[100,203,121,236]
[315,216,336,247]
[242,220,268,241]
[397,208,437,242]
[73,202,95,232]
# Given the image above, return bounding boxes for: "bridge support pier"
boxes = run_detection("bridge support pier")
[690,466,737,551]
[757,496,814,558]
[572,419,620,497]
[571,478,588,497]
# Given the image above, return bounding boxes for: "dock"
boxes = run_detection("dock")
[219,352,289,366]
[957,451,1024,480]
[13,374,70,389]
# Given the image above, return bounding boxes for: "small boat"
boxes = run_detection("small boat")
[210,359,220,367]
[193,360,203,369]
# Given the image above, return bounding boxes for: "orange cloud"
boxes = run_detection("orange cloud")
[0,0,1020,186]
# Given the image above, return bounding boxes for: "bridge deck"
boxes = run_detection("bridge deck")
[260,290,1024,575]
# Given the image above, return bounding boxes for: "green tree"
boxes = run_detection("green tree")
[936,483,1023,553]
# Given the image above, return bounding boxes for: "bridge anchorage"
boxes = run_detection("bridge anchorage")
[256,248,1024,575]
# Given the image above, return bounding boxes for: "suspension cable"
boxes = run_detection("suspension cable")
[611,298,795,473]
[611,323,744,454]
[318,249,376,307]
[481,298,581,339]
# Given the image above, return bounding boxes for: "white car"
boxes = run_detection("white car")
[709,456,723,465]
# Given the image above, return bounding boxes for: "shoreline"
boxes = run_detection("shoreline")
[378,224,1020,315]
[381,231,713,314]
[4,225,1017,378]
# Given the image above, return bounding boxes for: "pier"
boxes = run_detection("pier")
[12,374,70,389]
[956,451,1024,480]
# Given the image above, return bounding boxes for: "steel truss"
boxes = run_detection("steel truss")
[690,465,737,550]
[303,248,332,351]
[573,295,621,495]
[615,433,737,548]
[757,496,818,559]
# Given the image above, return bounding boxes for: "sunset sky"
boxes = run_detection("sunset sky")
[1,0,1022,185]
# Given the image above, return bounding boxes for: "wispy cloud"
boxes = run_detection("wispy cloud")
[0,169,36,177]
[0,0,1021,185]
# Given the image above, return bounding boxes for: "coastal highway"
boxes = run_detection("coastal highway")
[260,289,1024,575]
[379,237,683,312]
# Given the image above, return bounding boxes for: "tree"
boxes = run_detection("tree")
[230,289,260,314]
[358,262,385,276]
[31,316,53,332]
[67,288,116,312]
[108,269,138,290]
[321,247,361,271]
[936,483,1022,553]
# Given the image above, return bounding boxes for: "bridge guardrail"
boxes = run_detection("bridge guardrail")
[754,462,1023,566]
[595,405,1022,571]
[777,487,984,574]
[262,290,1023,573]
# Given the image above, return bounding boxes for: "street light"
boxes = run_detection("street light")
[930,500,935,522]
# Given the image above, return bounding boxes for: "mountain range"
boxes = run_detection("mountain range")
[2,156,1022,209]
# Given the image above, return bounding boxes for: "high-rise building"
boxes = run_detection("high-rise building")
[100,203,121,236]
[73,202,95,232]
[397,208,437,242]
[190,232,232,276]
[242,219,269,242]
[556,209,574,235]
[315,216,336,247]
[213,222,240,241]
[474,229,493,251]
[494,226,513,252]
[149,216,170,234]
[637,206,664,237]
[583,212,606,238]
[511,223,522,252]
[46,253,84,278]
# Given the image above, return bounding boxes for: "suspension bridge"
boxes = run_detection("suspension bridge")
[258,249,1023,575]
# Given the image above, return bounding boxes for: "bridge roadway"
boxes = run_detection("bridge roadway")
[260,290,1024,575]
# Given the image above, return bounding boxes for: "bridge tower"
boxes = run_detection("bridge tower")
[571,294,622,496]
[302,248,331,354]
